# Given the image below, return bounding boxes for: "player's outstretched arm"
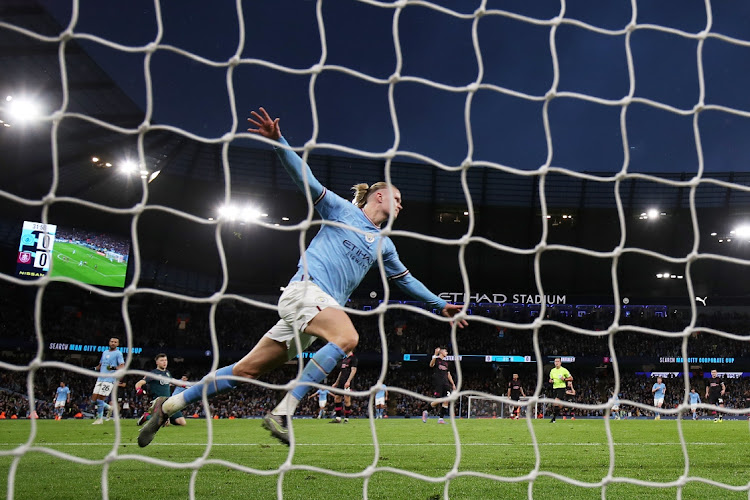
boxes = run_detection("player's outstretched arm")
[440,303,468,328]
[390,272,467,328]
[247,107,324,201]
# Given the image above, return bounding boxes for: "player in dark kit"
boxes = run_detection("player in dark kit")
[422,347,455,424]
[330,351,358,423]
[135,354,187,427]
[705,369,726,422]
[506,373,526,419]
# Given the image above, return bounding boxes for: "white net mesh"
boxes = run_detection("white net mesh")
[3,0,750,498]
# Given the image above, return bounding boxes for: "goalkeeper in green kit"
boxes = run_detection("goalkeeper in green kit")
[548,357,573,423]
[136,353,187,427]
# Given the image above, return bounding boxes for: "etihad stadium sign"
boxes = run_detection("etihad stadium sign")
[438,292,567,305]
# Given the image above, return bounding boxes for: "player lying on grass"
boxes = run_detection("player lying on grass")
[138,107,466,447]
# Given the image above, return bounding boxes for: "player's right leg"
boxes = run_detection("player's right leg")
[137,397,169,447]
[91,394,104,424]
[140,336,289,448]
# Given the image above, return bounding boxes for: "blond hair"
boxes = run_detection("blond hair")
[351,182,392,208]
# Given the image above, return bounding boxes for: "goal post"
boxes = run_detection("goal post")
[466,396,540,419]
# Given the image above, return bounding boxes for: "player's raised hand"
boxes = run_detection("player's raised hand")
[247,107,281,140]
[434,347,441,356]
[441,303,468,329]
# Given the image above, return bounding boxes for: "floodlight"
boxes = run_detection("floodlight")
[646,208,659,219]
[733,225,750,238]
[120,160,137,173]
[7,96,41,122]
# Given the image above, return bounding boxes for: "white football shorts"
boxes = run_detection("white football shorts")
[375,397,386,406]
[265,280,339,359]
[93,381,114,397]
[654,397,664,407]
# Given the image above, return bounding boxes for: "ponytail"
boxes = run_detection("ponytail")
[351,181,391,208]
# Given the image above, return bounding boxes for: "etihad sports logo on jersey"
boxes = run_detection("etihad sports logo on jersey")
[342,240,373,269]
[18,252,32,264]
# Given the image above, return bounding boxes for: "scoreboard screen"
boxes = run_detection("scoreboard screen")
[15,220,130,288]
[16,221,56,279]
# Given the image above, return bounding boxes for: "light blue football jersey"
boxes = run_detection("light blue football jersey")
[275,137,446,310]
[97,349,124,383]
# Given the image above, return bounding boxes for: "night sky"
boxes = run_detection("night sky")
[37,0,750,175]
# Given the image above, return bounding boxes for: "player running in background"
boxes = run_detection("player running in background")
[548,357,572,423]
[652,376,666,420]
[330,351,358,423]
[137,107,466,448]
[506,373,525,419]
[705,369,725,422]
[375,385,388,419]
[308,388,329,419]
[689,387,701,420]
[91,337,125,425]
[136,354,187,427]
[53,382,70,421]
[423,347,456,424]
[611,391,622,420]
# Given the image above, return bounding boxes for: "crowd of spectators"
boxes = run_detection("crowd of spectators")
[3,282,750,420]
[56,228,130,256]
[3,361,750,421]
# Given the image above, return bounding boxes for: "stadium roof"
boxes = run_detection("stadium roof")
[3,1,750,301]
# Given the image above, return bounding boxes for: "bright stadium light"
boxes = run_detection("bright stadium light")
[120,160,137,174]
[6,95,42,123]
[281,217,290,221]
[710,232,717,236]
[656,273,663,278]
[91,156,100,163]
[240,207,262,222]
[733,225,750,238]
[218,204,239,221]
[647,208,659,219]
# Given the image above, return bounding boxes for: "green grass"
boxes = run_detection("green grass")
[2,418,750,499]
[49,242,127,288]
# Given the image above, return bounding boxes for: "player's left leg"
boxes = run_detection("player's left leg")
[170,412,187,426]
[343,393,352,423]
[438,403,448,424]
[331,395,343,423]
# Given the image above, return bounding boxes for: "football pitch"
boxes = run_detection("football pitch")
[49,241,127,288]
[2,418,750,499]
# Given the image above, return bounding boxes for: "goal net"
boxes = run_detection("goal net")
[466,396,539,419]
[2,0,750,499]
